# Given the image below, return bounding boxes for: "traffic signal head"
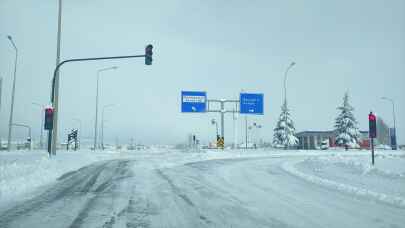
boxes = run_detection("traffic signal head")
[44,107,54,130]
[368,112,377,138]
[73,129,78,139]
[145,44,153,65]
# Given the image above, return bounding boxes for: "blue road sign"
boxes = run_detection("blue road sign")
[181,91,207,113]
[240,93,264,114]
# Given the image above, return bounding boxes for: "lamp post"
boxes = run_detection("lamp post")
[0,76,3,112]
[94,66,117,150]
[32,103,45,149]
[381,97,397,150]
[49,0,63,155]
[72,118,82,149]
[211,119,219,140]
[6,35,18,152]
[101,104,115,150]
[283,62,296,104]
[283,62,295,149]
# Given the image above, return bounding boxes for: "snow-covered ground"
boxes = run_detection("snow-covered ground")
[1,148,405,227]
[0,149,129,206]
[284,152,405,208]
[0,148,272,207]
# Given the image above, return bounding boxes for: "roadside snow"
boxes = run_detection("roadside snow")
[0,150,129,206]
[282,153,405,208]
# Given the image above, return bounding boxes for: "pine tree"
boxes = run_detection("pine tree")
[273,101,298,149]
[334,92,361,148]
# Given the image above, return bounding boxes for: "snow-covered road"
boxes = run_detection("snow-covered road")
[1,151,404,228]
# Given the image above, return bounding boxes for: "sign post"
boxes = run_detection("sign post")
[181,91,264,150]
[369,112,377,165]
[240,93,263,149]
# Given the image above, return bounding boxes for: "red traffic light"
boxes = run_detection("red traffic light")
[368,112,377,138]
[368,112,376,121]
[44,107,54,130]
[45,107,54,114]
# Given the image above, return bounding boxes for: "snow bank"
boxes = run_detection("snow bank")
[282,158,405,208]
[0,150,128,206]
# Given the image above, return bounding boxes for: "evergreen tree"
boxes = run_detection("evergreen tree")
[334,92,361,148]
[273,101,298,148]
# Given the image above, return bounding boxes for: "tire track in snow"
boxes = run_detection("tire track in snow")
[0,161,110,227]
[155,169,213,225]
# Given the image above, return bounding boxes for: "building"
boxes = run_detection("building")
[296,130,369,150]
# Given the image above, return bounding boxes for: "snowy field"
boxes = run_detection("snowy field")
[1,148,405,227]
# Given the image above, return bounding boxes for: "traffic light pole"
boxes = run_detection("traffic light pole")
[48,54,146,156]
[371,138,374,165]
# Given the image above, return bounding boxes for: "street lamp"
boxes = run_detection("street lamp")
[32,103,45,149]
[6,35,18,151]
[49,0,63,155]
[94,66,117,150]
[0,76,3,112]
[101,104,115,150]
[72,118,82,149]
[283,61,295,149]
[283,62,296,104]
[211,119,219,141]
[381,97,397,150]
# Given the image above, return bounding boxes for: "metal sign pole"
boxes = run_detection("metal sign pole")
[221,101,225,145]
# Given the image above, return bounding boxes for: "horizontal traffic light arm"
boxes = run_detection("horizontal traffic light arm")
[51,54,146,103]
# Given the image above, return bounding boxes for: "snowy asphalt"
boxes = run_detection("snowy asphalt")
[0,155,404,228]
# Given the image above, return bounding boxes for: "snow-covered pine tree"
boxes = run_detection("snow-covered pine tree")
[273,101,298,149]
[334,92,361,148]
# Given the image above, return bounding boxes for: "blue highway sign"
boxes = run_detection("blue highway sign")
[240,93,264,114]
[181,91,207,113]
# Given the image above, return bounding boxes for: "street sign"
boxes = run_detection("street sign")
[181,91,207,113]
[240,93,264,115]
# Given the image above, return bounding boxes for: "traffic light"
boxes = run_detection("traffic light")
[44,107,54,130]
[72,129,78,140]
[368,112,377,138]
[145,44,153,65]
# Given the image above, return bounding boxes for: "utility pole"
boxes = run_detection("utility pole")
[50,0,63,155]
[245,116,248,149]
[6,35,18,152]
[220,100,225,141]
[0,77,3,112]
[101,104,115,150]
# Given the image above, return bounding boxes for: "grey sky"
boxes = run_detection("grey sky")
[1,0,404,145]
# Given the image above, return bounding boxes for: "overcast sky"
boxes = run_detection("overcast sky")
[1,0,404,146]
